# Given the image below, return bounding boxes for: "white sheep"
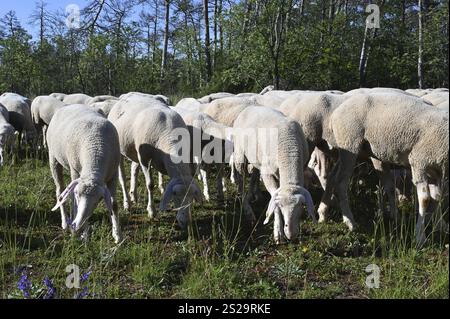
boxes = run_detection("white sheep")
[0,103,15,165]
[108,98,203,228]
[172,106,233,202]
[323,93,448,246]
[47,104,122,243]
[0,93,36,148]
[232,106,316,244]
[31,96,66,148]
[278,92,348,192]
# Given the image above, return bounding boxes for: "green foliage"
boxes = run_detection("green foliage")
[0,1,448,97]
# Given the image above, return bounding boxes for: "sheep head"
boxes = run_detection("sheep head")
[264,186,316,241]
[51,178,114,234]
[160,177,203,229]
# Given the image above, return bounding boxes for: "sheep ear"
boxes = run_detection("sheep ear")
[264,189,281,225]
[103,187,114,215]
[263,197,278,225]
[51,178,81,211]
[296,187,317,223]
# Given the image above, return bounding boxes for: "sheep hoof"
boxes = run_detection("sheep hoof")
[344,219,356,232]
[318,213,327,223]
[113,232,122,244]
[147,206,157,219]
[129,193,137,204]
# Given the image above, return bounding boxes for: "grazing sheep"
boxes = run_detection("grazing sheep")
[172,106,233,202]
[0,103,15,165]
[0,93,36,148]
[232,106,316,244]
[322,93,448,246]
[108,98,203,228]
[49,93,67,101]
[31,96,66,148]
[47,104,122,243]
[63,93,93,105]
[278,92,348,192]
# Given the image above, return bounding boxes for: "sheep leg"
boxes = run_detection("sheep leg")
[415,182,430,247]
[158,172,165,195]
[333,150,358,231]
[216,164,225,202]
[42,126,47,149]
[233,159,256,225]
[248,169,263,203]
[49,157,69,230]
[129,161,139,204]
[118,158,131,211]
[229,154,236,185]
[107,177,122,244]
[309,147,330,191]
[69,169,80,229]
[371,158,398,220]
[200,168,210,201]
[139,159,157,219]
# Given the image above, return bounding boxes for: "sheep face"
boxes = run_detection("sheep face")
[71,181,106,233]
[160,178,203,229]
[172,183,203,229]
[275,190,303,241]
[264,186,316,243]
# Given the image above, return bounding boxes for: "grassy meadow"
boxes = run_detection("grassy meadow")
[0,149,448,299]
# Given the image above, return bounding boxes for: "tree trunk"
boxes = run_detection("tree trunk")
[204,0,212,82]
[161,0,170,79]
[359,23,369,87]
[213,0,218,66]
[219,0,223,51]
[418,0,424,89]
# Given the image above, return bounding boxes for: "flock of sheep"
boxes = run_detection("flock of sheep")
[0,86,448,248]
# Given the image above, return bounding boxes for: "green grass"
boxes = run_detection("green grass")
[0,153,448,299]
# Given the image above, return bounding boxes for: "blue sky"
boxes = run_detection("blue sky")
[0,0,89,36]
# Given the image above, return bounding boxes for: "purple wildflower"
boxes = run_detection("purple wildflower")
[17,271,31,298]
[80,271,91,283]
[76,287,89,299]
[43,277,56,299]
